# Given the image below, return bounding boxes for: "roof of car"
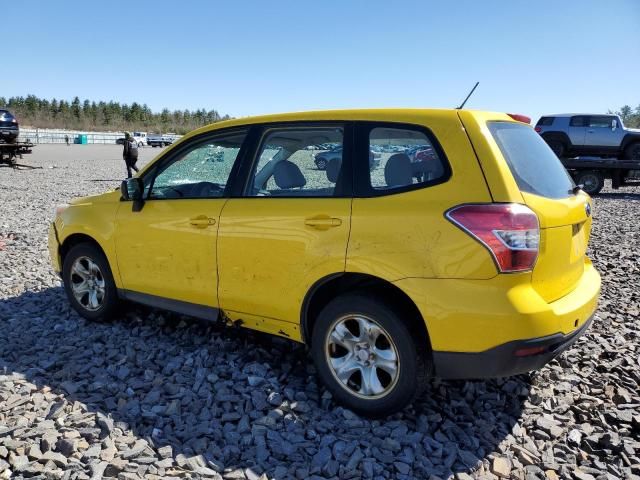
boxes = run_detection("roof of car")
[180,108,512,141]
[543,113,616,118]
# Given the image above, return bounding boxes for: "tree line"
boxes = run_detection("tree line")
[3,95,638,133]
[609,104,640,128]
[0,95,231,134]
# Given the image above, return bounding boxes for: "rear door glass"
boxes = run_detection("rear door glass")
[570,116,586,127]
[488,122,574,199]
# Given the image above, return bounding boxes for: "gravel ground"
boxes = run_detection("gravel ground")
[0,145,639,480]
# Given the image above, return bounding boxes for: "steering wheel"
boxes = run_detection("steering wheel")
[192,182,224,197]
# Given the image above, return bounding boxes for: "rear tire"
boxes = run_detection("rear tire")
[624,142,640,161]
[311,293,429,417]
[575,170,604,195]
[62,243,119,322]
[547,140,565,158]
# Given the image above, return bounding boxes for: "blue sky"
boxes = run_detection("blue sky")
[4,0,639,122]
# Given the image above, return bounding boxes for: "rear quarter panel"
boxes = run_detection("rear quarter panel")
[457,111,524,203]
[347,110,497,281]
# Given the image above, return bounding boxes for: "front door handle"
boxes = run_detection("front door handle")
[305,216,342,229]
[190,215,216,228]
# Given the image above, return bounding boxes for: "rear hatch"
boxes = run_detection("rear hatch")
[481,118,592,303]
[0,111,18,132]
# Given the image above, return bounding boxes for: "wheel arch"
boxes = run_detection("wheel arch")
[301,272,433,354]
[59,233,109,268]
[621,133,640,152]
[541,131,571,149]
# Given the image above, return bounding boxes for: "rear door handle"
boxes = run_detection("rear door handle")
[190,215,216,228]
[305,216,342,229]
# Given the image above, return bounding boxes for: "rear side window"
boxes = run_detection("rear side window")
[570,116,586,127]
[488,122,574,199]
[367,126,448,193]
[536,117,554,126]
[247,126,344,197]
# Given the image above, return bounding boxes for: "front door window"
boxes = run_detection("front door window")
[146,131,246,199]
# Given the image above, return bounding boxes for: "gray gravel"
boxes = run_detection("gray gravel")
[1,145,639,480]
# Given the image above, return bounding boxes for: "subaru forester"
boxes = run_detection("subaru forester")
[49,109,600,415]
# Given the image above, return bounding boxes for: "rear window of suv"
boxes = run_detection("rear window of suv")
[488,122,574,199]
[536,117,554,126]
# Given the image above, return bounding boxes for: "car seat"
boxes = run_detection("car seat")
[273,160,307,189]
[384,153,413,187]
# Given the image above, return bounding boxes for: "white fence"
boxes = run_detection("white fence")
[18,128,125,144]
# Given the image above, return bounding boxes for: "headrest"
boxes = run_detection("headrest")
[273,160,306,189]
[326,158,342,183]
[384,153,413,188]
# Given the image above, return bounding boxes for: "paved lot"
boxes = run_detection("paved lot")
[0,144,639,479]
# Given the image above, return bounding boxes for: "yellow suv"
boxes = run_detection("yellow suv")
[48,109,600,415]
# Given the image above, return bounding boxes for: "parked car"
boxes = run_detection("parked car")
[0,109,19,144]
[147,133,175,147]
[535,114,640,160]
[314,146,342,169]
[314,146,380,170]
[116,131,147,147]
[49,109,600,415]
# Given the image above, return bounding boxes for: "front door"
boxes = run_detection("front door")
[585,115,624,148]
[218,124,352,339]
[114,129,248,313]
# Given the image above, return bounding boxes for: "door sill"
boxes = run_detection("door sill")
[118,289,219,321]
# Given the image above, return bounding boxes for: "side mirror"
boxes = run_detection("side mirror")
[121,178,143,201]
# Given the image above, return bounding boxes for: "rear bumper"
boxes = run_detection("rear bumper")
[0,126,18,140]
[393,259,600,378]
[432,313,594,379]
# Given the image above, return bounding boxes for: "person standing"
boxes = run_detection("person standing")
[122,132,139,178]
[64,134,70,146]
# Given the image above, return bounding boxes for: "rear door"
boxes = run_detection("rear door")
[217,123,353,339]
[568,116,587,146]
[483,119,592,302]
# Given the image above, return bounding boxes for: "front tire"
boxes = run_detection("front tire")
[315,158,327,170]
[311,293,429,416]
[62,243,119,322]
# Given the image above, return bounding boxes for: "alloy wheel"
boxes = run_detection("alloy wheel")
[325,315,400,399]
[70,256,106,311]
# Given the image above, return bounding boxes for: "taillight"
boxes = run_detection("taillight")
[507,113,531,124]
[446,203,539,273]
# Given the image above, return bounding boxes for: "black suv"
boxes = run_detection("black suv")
[0,110,19,144]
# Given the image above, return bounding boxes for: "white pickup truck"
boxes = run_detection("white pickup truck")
[147,133,176,147]
[116,131,147,147]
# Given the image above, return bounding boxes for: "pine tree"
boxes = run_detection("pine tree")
[0,94,231,133]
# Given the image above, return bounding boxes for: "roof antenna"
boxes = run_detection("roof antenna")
[456,82,479,109]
